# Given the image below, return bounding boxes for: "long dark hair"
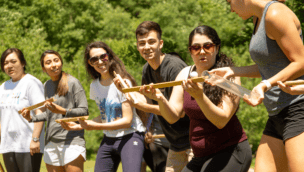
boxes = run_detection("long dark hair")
[84,41,148,126]
[1,48,26,72]
[41,50,69,97]
[189,25,236,106]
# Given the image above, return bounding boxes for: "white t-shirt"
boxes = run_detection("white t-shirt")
[90,78,146,137]
[0,74,45,153]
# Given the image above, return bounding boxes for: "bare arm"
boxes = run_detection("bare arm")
[209,64,261,79]
[142,68,188,124]
[79,101,133,130]
[264,4,304,87]
[186,77,241,129]
[113,78,162,115]
[30,108,45,155]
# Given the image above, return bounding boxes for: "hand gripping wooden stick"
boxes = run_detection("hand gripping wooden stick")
[18,97,56,114]
[55,116,89,123]
[121,77,207,93]
[152,134,165,139]
[284,80,304,86]
[113,71,138,104]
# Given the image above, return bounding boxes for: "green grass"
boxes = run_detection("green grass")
[1,154,253,171]
[0,155,151,172]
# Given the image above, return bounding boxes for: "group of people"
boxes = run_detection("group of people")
[0,0,304,172]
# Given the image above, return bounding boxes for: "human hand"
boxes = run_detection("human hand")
[139,84,163,102]
[30,140,40,156]
[113,77,130,92]
[60,121,83,130]
[21,108,32,122]
[277,81,304,95]
[44,101,66,115]
[243,83,265,107]
[144,132,154,146]
[209,67,235,80]
[182,79,204,99]
[78,120,97,130]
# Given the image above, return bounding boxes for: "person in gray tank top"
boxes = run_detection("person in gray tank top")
[210,0,304,172]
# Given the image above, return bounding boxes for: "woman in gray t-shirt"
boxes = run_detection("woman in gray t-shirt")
[211,0,304,172]
[22,50,88,172]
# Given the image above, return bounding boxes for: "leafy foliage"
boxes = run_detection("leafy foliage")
[0,0,303,159]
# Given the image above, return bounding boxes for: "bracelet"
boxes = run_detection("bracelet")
[261,80,272,92]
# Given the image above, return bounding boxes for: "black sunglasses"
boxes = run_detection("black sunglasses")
[89,53,109,65]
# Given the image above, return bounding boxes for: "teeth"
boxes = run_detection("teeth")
[98,66,105,69]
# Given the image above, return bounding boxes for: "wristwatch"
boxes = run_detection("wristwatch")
[32,137,39,142]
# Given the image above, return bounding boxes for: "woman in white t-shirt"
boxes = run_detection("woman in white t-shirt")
[0,48,45,172]
[61,41,146,172]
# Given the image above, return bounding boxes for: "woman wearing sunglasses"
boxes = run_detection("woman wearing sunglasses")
[210,0,304,171]
[60,41,146,172]
[140,25,252,172]
[0,48,45,172]
[21,50,88,172]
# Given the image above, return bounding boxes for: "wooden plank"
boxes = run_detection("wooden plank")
[55,116,89,123]
[122,77,206,93]
[18,97,56,114]
[284,80,304,86]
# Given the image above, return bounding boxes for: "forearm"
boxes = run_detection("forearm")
[157,96,182,124]
[66,107,88,117]
[194,95,237,129]
[32,122,44,138]
[268,62,304,86]
[92,118,132,130]
[134,103,161,115]
[67,90,89,117]
[233,64,261,78]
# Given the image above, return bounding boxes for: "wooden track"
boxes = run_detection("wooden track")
[18,97,56,114]
[284,80,304,86]
[55,116,89,123]
[122,77,207,93]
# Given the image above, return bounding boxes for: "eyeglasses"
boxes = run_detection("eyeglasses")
[89,53,108,65]
[189,43,216,55]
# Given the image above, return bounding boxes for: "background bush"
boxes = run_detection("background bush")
[0,0,303,159]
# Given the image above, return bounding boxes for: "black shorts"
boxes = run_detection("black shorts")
[263,99,304,142]
[185,140,252,172]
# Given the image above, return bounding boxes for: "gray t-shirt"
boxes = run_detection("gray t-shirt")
[249,1,304,116]
[32,75,88,147]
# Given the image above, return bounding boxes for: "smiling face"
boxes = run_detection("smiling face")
[190,34,218,71]
[88,48,110,78]
[42,54,63,80]
[3,52,25,82]
[136,30,163,62]
[227,0,252,20]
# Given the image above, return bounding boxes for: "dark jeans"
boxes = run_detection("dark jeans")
[183,140,252,172]
[3,152,43,172]
[143,142,169,172]
[94,132,145,172]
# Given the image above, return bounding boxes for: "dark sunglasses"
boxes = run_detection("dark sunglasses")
[189,43,216,55]
[89,53,109,65]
